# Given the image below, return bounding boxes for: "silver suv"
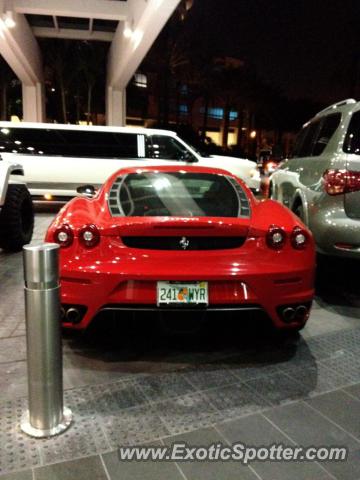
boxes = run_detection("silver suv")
[269,98,360,258]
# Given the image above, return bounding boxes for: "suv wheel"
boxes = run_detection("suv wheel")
[293,202,304,222]
[0,185,34,252]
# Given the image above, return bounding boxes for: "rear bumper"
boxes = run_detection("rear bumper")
[60,258,314,331]
[309,201,360,258]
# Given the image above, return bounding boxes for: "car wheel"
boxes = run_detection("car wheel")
[268,182,273,198]
[0,185,34,252]
[293,203,304,221]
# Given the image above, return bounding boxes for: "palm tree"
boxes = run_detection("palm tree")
[0,58,15,120]
[76,42,106,124]
[42,39,79,123]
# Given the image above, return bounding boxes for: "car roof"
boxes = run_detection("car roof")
[310,98,360,121]
[0,121,177,137]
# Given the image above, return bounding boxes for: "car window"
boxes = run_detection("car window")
[344,110,360,155]
[312,113,341,156]
[297,121,321,157]
[0,127,141,158]
[147,135,197,161]
[109,172,246,217]
[292,126,308,158]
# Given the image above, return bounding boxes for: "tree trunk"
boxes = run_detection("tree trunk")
[201,95,209,143]
[0,85,7,120]
[175,82,180,126]
[236,109,244,149]
[86,85,93,125]
[222,101,230,148]
[60,80,67,123]
[163,70,169,126]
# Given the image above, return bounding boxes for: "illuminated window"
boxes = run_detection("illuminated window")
[134,73,147,88]
[200,107,223,119]
[179,104,188,114]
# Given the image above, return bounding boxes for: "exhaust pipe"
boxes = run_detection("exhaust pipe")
[295,305,308,321]
[283,307,295,323]
[65,307,81,324]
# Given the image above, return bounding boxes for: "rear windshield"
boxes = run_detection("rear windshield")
[108,172,250,218]
[344,111,360,155]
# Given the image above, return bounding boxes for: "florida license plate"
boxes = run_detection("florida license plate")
[157,281,208,306]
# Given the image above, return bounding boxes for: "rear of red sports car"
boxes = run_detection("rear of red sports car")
[45,166,315,331]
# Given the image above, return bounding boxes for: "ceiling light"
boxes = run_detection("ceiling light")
[4,12,16,28]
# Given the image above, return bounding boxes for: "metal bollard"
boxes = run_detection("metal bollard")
[20,242,72,438]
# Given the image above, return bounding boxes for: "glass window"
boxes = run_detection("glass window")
[57,130,138,158]
[312,113,341,156]
[0,127,62,155]
[116,172,241,217]
[0,128,140,158]
[134,73,147,88]
[229,111,238,121]
[179,104,188,114]
[147,135,196,161]
[297,121,320,157]
[344,111,360,155]
[292,126,307,157]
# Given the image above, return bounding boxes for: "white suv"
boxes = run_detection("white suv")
[0,160,34,251]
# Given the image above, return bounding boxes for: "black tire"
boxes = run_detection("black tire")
[0,184,34,252]
[268,182,273,199]
[293,203,304,221]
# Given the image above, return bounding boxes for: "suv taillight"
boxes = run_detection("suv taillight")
[323,169,360,195]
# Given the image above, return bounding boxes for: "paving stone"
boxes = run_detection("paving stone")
[163,427,259,480]
[102,405,170,448]
[265,401,360,450]
[135,372,195,401]
[205,382,269,419]
[343,383,360,400]
[102,441,184,480]
[217,413,330,480]
[245,371,310,406]
[155,392,221,435]
[0,337,26,363]
[281,360,350,397]
[0,470,33,480]
[306,390,360,439]
[34,455,107,480]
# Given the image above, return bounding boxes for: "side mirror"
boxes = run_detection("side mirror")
[182,151,198,163]
[76,185,96,198]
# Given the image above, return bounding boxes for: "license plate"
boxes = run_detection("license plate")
[157,281,208,306]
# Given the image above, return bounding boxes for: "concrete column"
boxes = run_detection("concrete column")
[22,82,45,122]
[106,86,126,126]
[106,0,181,126]
[0,5,44,121]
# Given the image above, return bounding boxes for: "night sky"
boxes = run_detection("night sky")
[188,0,360,104]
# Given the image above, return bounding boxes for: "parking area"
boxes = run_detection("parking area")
[1,212,360,479]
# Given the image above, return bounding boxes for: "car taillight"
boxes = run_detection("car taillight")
[291,226,308,250]
[323,169,360,195]
[266,225,286,250]
[54,224,74,248]
[79,224,100,248]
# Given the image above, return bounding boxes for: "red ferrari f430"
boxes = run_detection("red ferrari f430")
[45,166,315,331]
